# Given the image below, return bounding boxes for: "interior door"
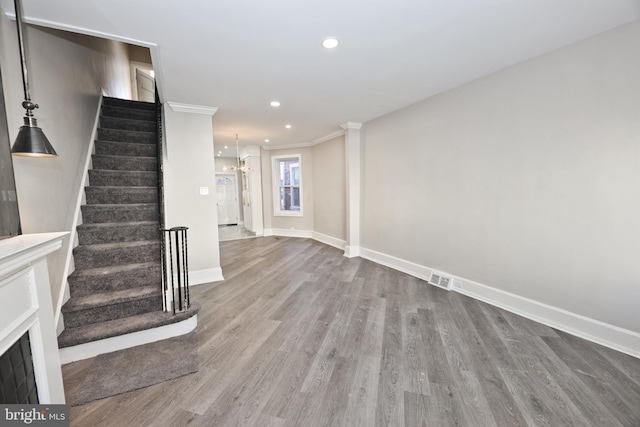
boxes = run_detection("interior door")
[216,174,239,225]
[135,68,155,102]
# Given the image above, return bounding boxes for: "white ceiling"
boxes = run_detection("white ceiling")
[3,0,639,156]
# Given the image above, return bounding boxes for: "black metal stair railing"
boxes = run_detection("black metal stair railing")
[161,226,190,314]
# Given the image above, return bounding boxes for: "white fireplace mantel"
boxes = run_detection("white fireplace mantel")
[0,232,68,404]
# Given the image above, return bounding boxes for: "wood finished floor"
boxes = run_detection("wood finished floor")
[63,236,640,426]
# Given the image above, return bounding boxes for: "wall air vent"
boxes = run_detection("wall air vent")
[428,271,452,290]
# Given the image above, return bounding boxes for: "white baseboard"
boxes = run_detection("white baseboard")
[311,232,346,251]
[264,228,313,238]
[452,277,640,359]
[59,314,197,364]
[360,247,432,282]
[359,246,640,358]
[344,245,361,258]
[189,267,224,286]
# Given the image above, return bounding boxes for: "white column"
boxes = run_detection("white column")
[164,102,224,284]
[341,122,363,258]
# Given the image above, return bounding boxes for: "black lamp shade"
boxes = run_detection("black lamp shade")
[11,125,57,157]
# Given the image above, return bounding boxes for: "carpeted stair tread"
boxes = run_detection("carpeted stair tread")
[73,240,161,269]
[102,97,155,111]
[76,221,160,245]
[68,262,161,297]
[85,186,158,204]
[100,116,156,133]
[101,105,155,121]
[58,302,200,348]
[92,155,157,171]
[63,286,160,312]
[77,220,159,229]
[88,170,157,187]
[97,128,156,144]
[70,261,161,279]
[80,203,159,223]
[73,240,160,251]
[95,140,156,157]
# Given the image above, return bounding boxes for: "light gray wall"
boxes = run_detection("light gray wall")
[362,21,640,333]
[261,146,314,232]
[0,16,131,309]
[312,136,346,240]
[163,107,220,278]
[128,44,152,64]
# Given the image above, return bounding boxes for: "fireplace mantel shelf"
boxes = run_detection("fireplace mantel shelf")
[0,232,68,276]
[0,232,69,404]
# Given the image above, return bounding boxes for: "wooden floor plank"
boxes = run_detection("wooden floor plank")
[63,236,640,427]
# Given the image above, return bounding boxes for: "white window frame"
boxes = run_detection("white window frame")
[272,154,303,217]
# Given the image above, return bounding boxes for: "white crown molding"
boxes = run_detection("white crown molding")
[262,142,313,151]
[341,121,363,130]
[4,12,157,47]
[262,129,346,151]
[310,129,345,145]
[167,102,218,116]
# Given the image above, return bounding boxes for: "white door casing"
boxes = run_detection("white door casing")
[216,173,239,225]
[136,68,155,102]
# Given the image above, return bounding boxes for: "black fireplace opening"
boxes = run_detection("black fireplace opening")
[0,332,39,404]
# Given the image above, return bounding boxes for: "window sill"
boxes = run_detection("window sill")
[273,211,303,217]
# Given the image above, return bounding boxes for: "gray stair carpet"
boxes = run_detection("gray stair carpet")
[65,331,199,406]
[59,97,196,349]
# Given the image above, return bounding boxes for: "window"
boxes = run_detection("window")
[273,155,302,216]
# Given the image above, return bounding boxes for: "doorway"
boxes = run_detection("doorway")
[216,174,239,226]
[135,68,155,102]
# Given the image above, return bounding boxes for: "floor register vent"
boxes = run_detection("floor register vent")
[428,272,452,290]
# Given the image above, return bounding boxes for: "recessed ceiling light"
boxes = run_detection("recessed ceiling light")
[322,37,339,49]
[285,124,292,129]
[224,145,228,149]
[265,139,270,143]
[270,101,280,107]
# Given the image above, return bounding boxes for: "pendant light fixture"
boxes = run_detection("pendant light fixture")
[11,0,57,157]
[222,133,250,173]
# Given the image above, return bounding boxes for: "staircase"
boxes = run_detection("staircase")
[58,97,198,355]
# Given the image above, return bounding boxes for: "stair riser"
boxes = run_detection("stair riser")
[85,187,158,204]
[81,205,159,224]
[98,128,156,144]
[92,155,157,171]
[77,225,160,245]
[103,97,155,111]
[69,265,162,297]
[101,105,155,121]
[73,243,160,269]
[89,170,157,187]
[63,296,162,328]
[95,141,156,157]
[100,116,156,133]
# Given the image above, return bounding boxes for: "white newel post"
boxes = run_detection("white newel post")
[0,232,69,404]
